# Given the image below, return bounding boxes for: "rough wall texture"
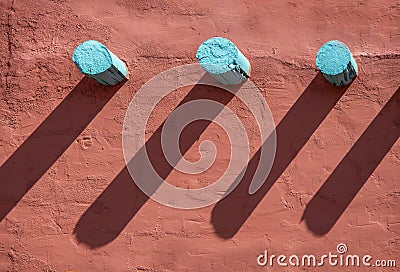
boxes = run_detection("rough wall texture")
[0,0,399,271]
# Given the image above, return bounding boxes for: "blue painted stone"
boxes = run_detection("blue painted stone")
[72,40,127,85]
[196,37,250,85]
[316,40,358,86]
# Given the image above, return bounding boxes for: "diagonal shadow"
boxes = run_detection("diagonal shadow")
[211,72,350,238]
[301,87,400,235]
[0,76,124,221]
[73,74,242,248]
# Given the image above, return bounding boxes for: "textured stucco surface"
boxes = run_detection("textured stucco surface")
[0,0,399,271]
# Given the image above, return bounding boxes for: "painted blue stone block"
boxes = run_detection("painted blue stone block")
[316,40,358,87]
[72,40,127,86]
[196,37,250,85]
